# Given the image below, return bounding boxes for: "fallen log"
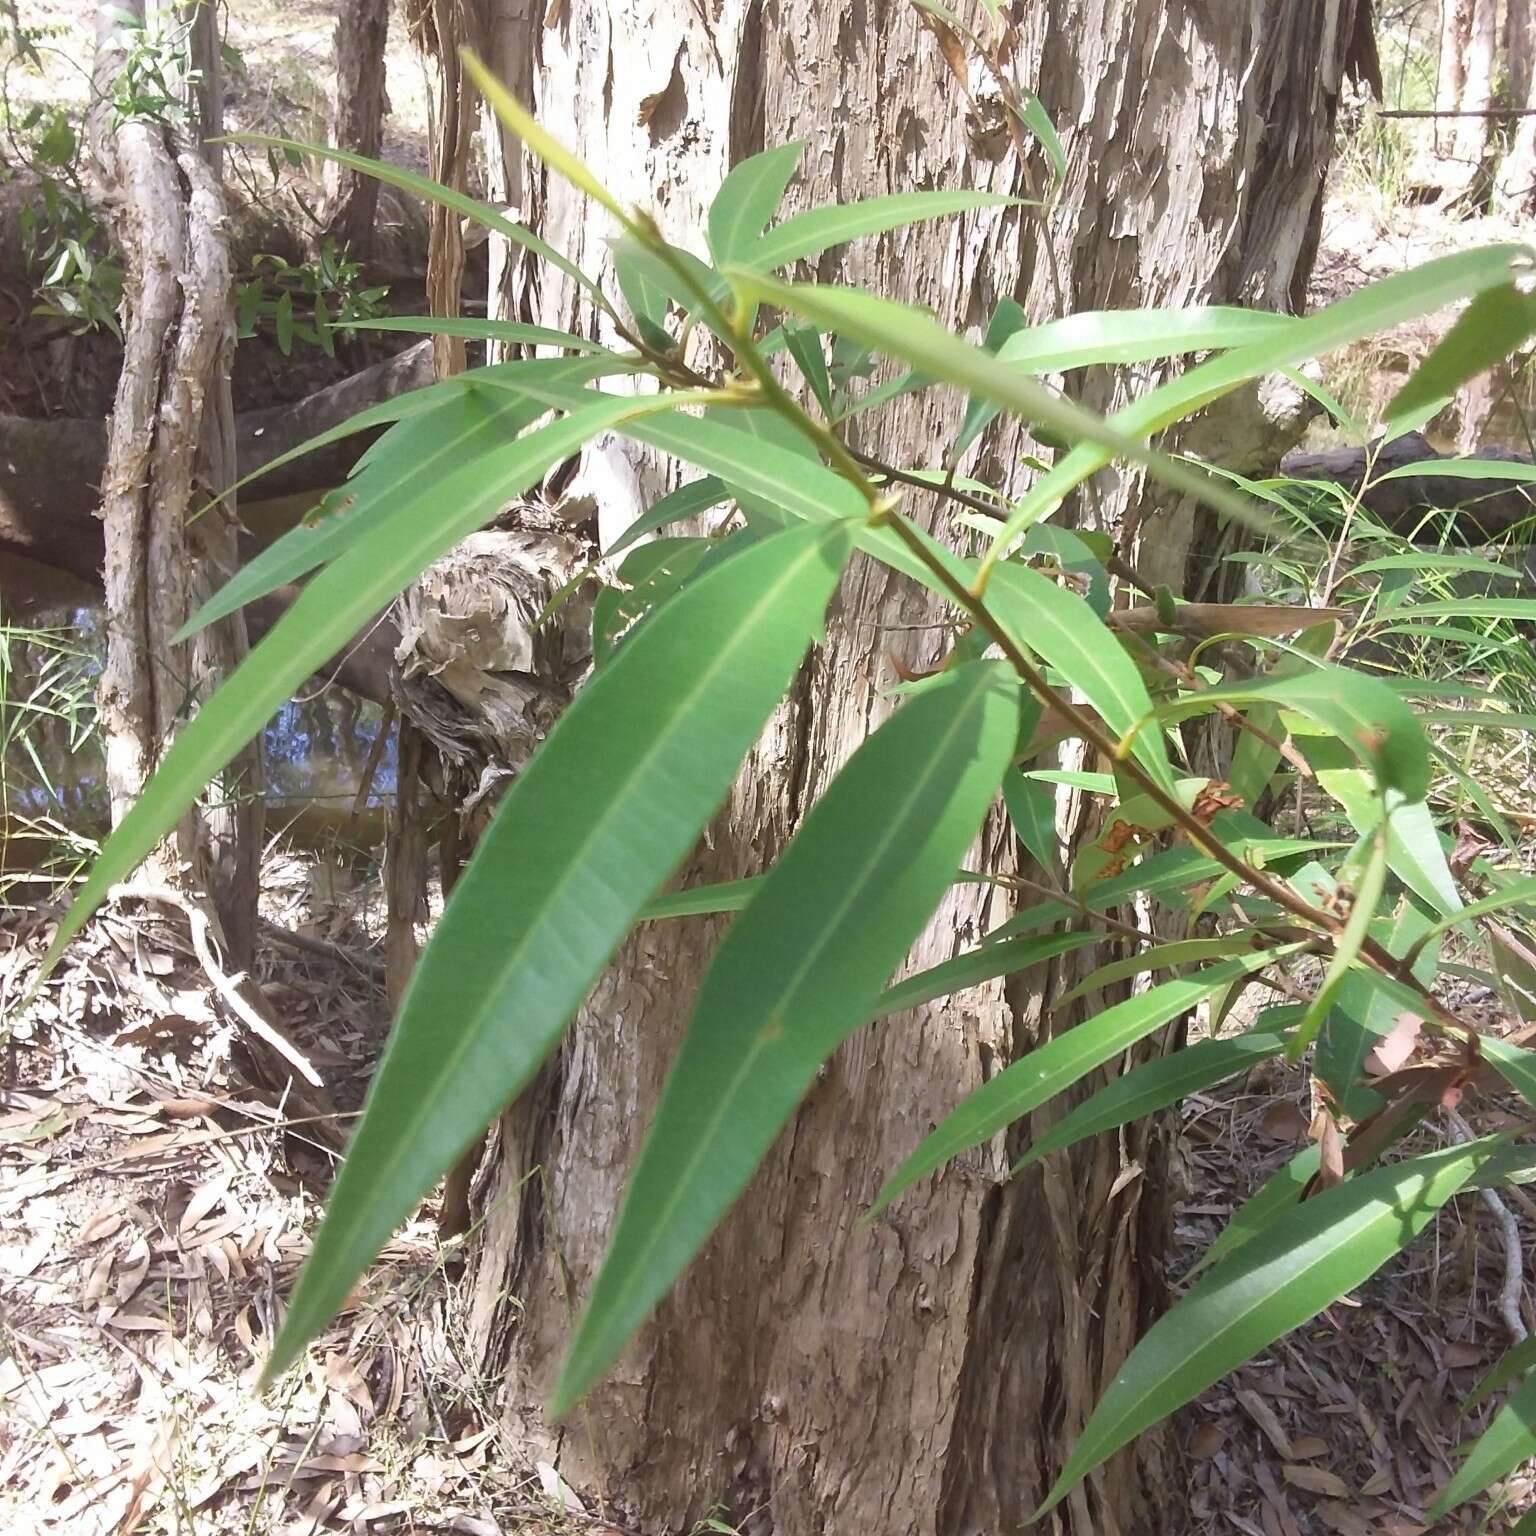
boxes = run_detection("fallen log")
[1279,431,1536,540]
[0,339,433,561]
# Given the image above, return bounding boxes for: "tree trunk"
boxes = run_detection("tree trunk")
[321,0,392,258]
[456,4,1364,1531]
[1498,0,1536,211]
[89,0,262,968]
[1437,0,1499,191]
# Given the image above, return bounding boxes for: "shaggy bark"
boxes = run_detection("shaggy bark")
[89,0,261,967]
[321,0,392,257]
[1499,0,1536,212]
[443,4,1367,1533]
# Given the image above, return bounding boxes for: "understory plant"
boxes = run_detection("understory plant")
[37,50,1536,1525]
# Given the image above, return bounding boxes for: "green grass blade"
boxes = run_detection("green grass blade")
[871,949,1299,1216]
[1013,1032,1291,1175]
[42,397,661,979]
[746,190,1021,272]
[551,660,1020,1411]
[1040,1138,1499,1519]
[261,520,856,1386]
[707,141,805,264]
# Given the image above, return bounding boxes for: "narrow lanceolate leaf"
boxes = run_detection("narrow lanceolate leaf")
[1012,88,1066,183]
[639,877,763,921]
[346,315,610,353]
[181,356,629,637]
[987,560,1178,791]
[871,951,1298,1216]
[44,397,664,979]
[996,305,1297,374]
[1431,1368,1536,1519]
[1479,1035,1536,1117]
[1193,1143,1320,1276]
[261,521,855,1386]
[463,51,628,222]
[1013,1032,1291,1175]
[951,296,1027,461]
[707,141,805,264]
[606,476,730,557]
[746,190,1021,272]
[868,929,1100,1022]
[1287,828,1388,1061]
[1059,936,1273,1008]
[1158,665,1431,801]
[990,244,1533,553]
[228,130,600,300]
[1038,1138,1499,1520]
[552,662,1020,1412]
[1387,280,1536,431]
[1465,1333,1536,1416]
[725,271,1267,534]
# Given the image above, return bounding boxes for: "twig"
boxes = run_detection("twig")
[107,884,324,1087]
[1446,1106,1527,1343]
[258,917,385,980]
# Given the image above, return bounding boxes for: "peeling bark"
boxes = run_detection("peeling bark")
[89,0,262,968]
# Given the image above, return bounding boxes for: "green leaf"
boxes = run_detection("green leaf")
[614,236,675,350]
[1387,281,1536,430]
[1480,1035,1536,1117]
[725,271,1267,535]
[1039,1137,1499,1519]
[345,315,609,353]
[1373,456,1536,486]
[606,476,729,557]
[552,661,1020,1411]
[747,190,1021,272]
[228,129,601,302]
[464,51,628,222]
[1392,598,1536,620]
[996,305,1298,374]
[180,382,562,636]
[1465,1333,1536,1415]
[870,950,1298,1216]
[1013,1032,1290,1175]
[1012,88,1066,183]
[707,141,805,264]
[990,244,1534,553]
[1193,1138,1318,1276]
[869,929,1100,1022]
[640,878,763,921]
[784,323,834,414]
[593,538,714,665]
[1002,766,1060,875]
[1418,876,1536,948]
[261,520,856,1386]
[1156,665,1430,801]
[44,396,665,980]
[1287,826,1388,1061]
[951,296,1027,461]
[1431,1368,1536,1519]
[1058,936,1273,1009]
[987,561,1177,791]
[1316,901,1436,1121]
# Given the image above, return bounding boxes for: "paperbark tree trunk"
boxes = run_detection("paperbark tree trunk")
[321,0,392,257]
[1498,0,1536,212]
[452,4,1365,1530]
[89,0,262,968]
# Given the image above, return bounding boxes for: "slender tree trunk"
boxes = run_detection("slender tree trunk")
[1498,0,1536,211]
[1437,0,1499,190]
[321,0,392,257]
[452,4,1363,1531]
[89,0,261,968]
